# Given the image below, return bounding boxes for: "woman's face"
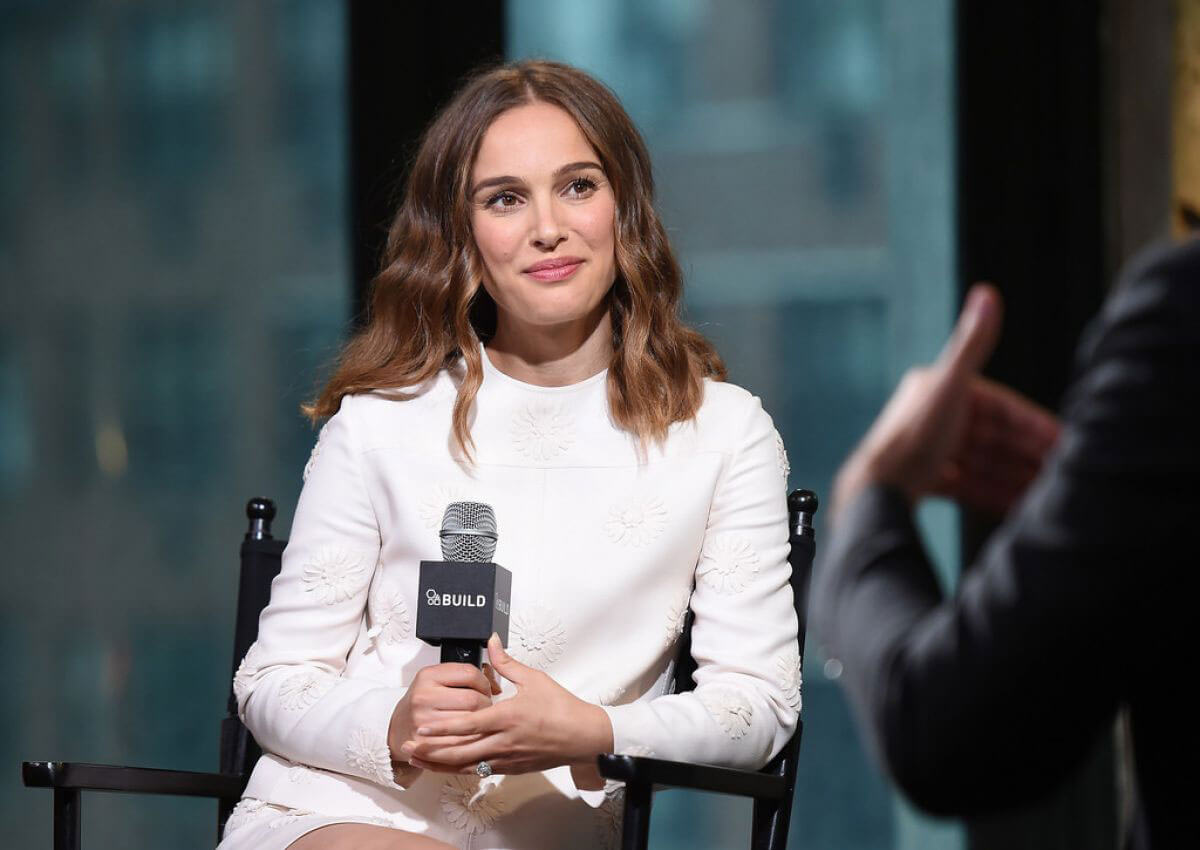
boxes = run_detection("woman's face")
[469,101,617,335]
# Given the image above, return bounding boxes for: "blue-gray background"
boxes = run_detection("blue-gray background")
[0,1,962,846]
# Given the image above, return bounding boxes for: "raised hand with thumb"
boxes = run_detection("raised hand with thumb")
[831,284,1060,522]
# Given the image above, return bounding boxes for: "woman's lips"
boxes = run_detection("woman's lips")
[523,258,584,282]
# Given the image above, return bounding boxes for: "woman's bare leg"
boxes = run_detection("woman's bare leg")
[287,823,458,850]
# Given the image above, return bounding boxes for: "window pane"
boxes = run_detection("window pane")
[509,1,961,847]
[0,3,348,846]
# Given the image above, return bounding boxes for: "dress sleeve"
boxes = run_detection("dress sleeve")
[602,395,800,769]
[232,396,409,789]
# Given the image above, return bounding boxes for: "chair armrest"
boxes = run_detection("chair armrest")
[22,761,243,799]
[595,754,787,801]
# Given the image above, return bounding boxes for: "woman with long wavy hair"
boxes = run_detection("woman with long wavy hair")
[219,60,800,850]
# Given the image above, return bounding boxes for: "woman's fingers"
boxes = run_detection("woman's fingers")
[405,639,596,777]
[406,755,505,775]
[404,736,506,768]
[409,733,484,750]
[412,689,491,718]
[486,633,532,686]
[405,756,450,773]
[435,686,493,712]
[482,662,502,695]
[416,702,506,738]
[427,662,497,697]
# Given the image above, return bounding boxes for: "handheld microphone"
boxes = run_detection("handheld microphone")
[416,501,512,667]
[440,501,498,562]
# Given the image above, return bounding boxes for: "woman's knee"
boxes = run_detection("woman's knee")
[287,822,457,850]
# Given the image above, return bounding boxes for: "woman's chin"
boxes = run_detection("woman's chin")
[515,304,607,332]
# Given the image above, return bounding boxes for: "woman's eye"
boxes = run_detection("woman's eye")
[486,191,521,210]
[565,177,597,197]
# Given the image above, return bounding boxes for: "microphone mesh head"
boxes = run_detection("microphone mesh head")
[439,501,498,562]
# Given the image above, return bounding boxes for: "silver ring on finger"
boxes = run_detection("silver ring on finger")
[475,760,493,778]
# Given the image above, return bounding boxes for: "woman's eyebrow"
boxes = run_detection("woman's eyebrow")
[553,159,603,176]
[471,174,522,195]
[470,161,603,196]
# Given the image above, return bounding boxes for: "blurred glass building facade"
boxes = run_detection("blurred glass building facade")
[1,1,958,847]
[0,2,349,846]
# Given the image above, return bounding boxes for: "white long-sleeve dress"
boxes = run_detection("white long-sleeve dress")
[217,353,801,850]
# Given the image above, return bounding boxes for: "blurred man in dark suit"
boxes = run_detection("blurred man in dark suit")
[810,237,1199,849]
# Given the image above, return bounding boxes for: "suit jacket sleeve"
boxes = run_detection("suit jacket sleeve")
[233,396,410,789]
[809,241,1200,816]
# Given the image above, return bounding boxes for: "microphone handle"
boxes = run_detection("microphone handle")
[440,640,482,667]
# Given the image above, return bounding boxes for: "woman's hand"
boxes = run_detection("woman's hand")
[388,662,501,765]
[399,634,614,777]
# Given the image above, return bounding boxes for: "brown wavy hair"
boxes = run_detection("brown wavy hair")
[305,60,726,456]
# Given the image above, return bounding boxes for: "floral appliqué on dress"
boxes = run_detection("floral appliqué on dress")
[511,401,575,461]
[366,580,412,648]
[509,604,567,668]
[663,587,692,649]
[222,798,277,836]
[774,430,790,483]
[232,642,265,710]
[418,483,472,530]
[696,534,760,595]
[345,727,396,786]
[777,645,803,713]
[266,807,315,830]
[603,497,668,547]
[441,775,506,835]
[619,744,656,758]
[302,424,330,482]
[278,671,335,711]
[302,548,368,605]
[286,763,315,786]
[698,686,754,739]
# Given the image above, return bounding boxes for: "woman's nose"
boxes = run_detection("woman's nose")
[530,200,566,250]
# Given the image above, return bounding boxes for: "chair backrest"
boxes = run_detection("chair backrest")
[216,498,285,828]
[752,489,816,848]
